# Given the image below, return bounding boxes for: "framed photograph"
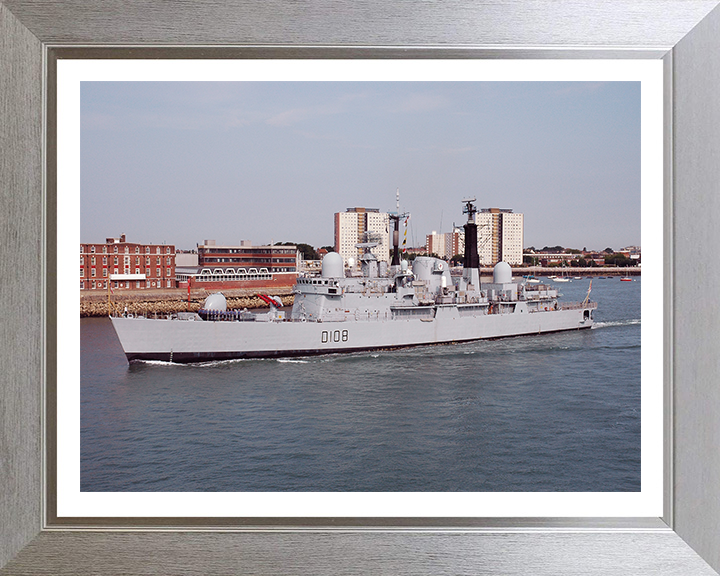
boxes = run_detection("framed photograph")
[2,1,720,574]
[60,59,661,520]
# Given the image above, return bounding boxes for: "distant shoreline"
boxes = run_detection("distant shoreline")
[497,266,640,276]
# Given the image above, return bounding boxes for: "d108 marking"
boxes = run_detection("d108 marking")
[321,329,349,343]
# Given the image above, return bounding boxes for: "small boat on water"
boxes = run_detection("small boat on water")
[620,277,633,282]
[553,262,572,282]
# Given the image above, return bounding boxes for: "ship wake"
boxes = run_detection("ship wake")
[594,318,641,329]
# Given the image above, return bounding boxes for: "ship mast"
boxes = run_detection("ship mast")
[389,188,409,267]
[460,197,481,293]
[462,198,479,269]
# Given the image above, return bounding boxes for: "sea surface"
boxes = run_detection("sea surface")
[81,277,641,492]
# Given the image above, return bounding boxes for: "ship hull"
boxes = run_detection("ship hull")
[110,306,593,363]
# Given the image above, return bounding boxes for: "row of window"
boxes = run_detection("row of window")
[201,248,295,255]
[81,280,174,290]
[204,258,272,263]
[81,256,173,265]
[195,273,273,282]
[81,245,173,255]
[297,278,337,285]
[201,267,269,275]
[202,257,296,264]
[81,267,172,277]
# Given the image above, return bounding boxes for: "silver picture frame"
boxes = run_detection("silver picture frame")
[2,1,720,574]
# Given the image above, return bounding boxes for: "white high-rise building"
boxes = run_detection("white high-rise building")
[425,231,445,258]
[425,230,463,260]
[475,208,524,265]
[334,207,390,265]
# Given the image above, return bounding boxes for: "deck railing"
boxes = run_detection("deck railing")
[559,301,598,310]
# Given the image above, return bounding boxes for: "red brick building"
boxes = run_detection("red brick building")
[175,240,298,290]
[80,234,176,291]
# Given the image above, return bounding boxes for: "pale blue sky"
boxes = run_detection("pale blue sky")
[81,81,640,251]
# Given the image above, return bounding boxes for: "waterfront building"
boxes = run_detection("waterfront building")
[398,246,424,256]
[425,231,444,259]
[475,208,524,266]
[425,230,463,260]
[174,240,299,290]
[620,246,642,264]
[175,251,198,267]
[334,207,390,266]
[526,252,578,267]
[525,249,636,268]
[80,234,175,291]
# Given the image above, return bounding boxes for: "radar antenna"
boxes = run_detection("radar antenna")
[462,197,477,222]
[356,231,383,257]
[461,197,480,270]
[362,230,384,245]
[356,231,382,277]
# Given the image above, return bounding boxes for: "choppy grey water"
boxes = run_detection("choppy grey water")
[81,277,640,492]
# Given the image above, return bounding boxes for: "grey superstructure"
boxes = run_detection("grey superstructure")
[110,200,596,363]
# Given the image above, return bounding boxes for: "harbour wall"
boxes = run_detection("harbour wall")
[81,287,295,318]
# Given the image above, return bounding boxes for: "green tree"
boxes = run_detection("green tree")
[275,242,318,260]
[604,253,631,267]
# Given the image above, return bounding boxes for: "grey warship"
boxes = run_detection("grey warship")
[110,199,596,363]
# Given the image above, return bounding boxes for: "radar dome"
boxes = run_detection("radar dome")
[202,293,227,311]
[321,252,344,278]
[493,261,512,284]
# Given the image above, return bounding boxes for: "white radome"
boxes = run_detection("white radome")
[493,261,512,284]
[321,252,344,278]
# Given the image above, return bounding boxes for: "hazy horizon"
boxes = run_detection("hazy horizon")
[81,81,641,252]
